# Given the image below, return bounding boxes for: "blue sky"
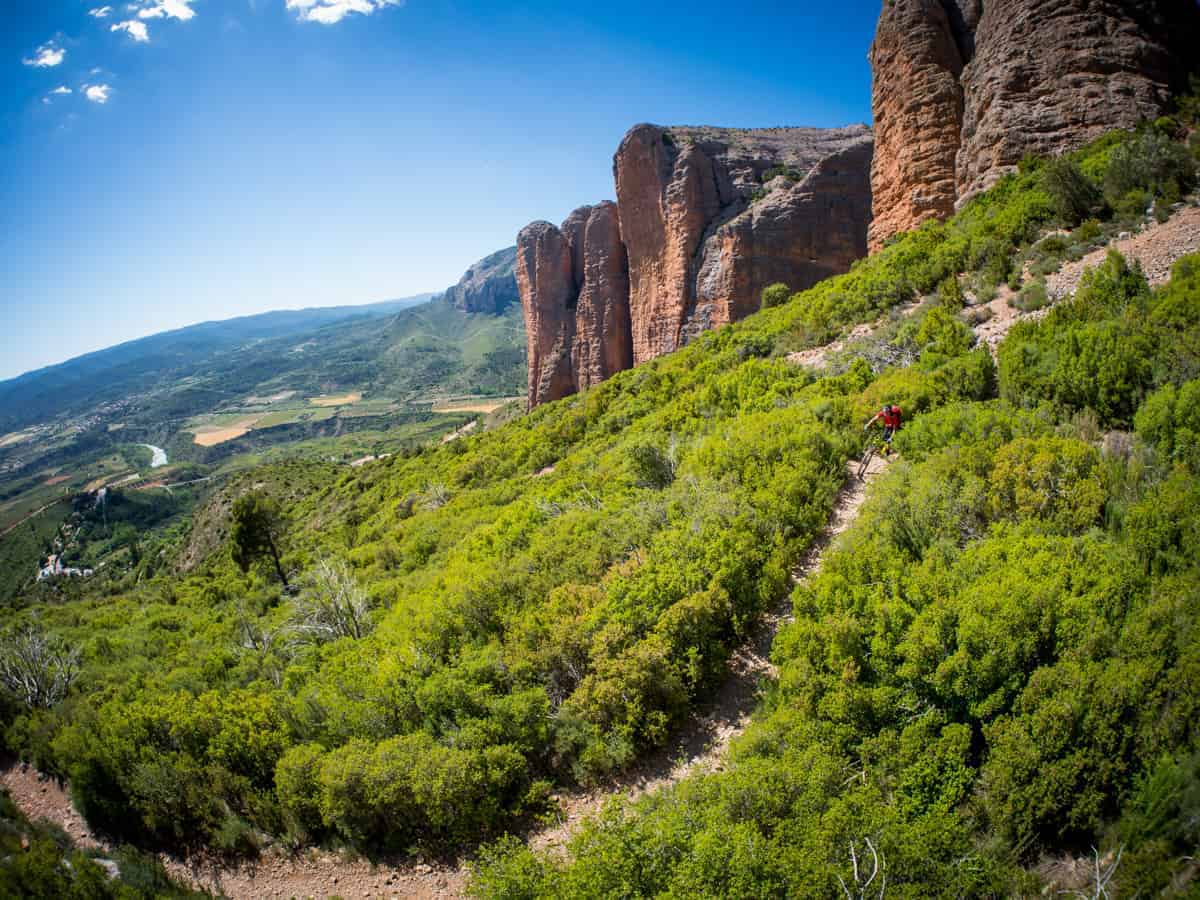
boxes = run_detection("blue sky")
[1,0,880,381]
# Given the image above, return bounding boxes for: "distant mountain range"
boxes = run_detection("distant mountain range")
[0,244,527,435]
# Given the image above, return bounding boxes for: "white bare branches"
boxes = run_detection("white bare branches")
[0,626,81,709]
[1057,846,1124,900]
[421,482,451,511]
[837,837,886,900]
[290,558,373,643]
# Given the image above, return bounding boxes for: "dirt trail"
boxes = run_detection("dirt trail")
[1,762,463,900]
[530,452,891,857]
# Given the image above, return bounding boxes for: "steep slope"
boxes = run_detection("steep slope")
[868,0,1198,250]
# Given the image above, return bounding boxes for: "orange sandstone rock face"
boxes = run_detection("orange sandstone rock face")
[516,202,631,408]
[516,222,576,409]
[687,140,875,347]
[615,124,874,364]
[518,124,875,406]
[572,202,632,391]
[868,0,1197,251]
[867,0,967,253]
[956,0,1188,203]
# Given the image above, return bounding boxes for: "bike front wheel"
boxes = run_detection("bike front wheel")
[857,444,876,480]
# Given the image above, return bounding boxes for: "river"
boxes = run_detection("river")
[141,444,168,468]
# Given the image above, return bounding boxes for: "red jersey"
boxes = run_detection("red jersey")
[882,407,902,429]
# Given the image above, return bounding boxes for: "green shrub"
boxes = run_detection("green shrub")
[1104,130,1196,209]
[1042,156,1102,225]
[1011,278,1049,312]
[760,282,791,310]
[937,275,964,310]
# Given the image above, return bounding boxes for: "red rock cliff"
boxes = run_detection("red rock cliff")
[519,124,875,406]
[614,124,875,364]
[516,202,632,408]
[869,0,1198,250]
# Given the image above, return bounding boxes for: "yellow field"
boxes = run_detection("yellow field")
[309,392,362,407]
[191,415,264,446]
[431,397,521,414]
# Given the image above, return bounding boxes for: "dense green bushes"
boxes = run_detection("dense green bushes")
[469,252,1200,895]
[998,251,1199,425]
[1,126,1196,878]
[473,408,1199,896]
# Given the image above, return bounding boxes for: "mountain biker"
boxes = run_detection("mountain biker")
[864,404,903,454]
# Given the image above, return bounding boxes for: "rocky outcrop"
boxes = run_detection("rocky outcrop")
[685,140,875,347]
[571,203,632,391]
[869,0,1199,250]
[614,124,874,363]
[516,202,632,408]
[442,246,519,314]
[517,124,875,405]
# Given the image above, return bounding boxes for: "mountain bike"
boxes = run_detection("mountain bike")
[857,438,894,480]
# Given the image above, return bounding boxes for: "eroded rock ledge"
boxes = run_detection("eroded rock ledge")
[519,124,875,407]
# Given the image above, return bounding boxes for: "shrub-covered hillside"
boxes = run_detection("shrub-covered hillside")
[0,121,1196,891]
[471,251,1200,896]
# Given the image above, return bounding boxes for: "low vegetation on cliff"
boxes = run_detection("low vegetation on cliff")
[0,122,1196,895]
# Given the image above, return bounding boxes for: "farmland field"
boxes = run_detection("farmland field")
[430,395,523,414]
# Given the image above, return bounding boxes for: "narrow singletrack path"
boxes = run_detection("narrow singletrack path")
[529,451,891,857]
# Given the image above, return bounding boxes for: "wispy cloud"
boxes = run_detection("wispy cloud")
[83,84,112,103]
[89,5,114,17]
[136,0,197,20]
[112,19,151,41]
[285,0,403,25]
[22,42,66,68]
[43,86,73,104]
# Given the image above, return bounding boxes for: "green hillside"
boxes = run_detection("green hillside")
[0,120,1196,896]
[0,294,435,435]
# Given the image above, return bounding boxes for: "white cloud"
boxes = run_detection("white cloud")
[22,42,66,67]
[51,85,72,94]
[89,5,113,17]
[83,84,111,103]
[112,19,151,41]
[285,0,403,25]
[137,0,197,20]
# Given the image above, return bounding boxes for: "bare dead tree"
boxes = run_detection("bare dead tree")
[1058,845,1123,900]
[0,626,81,709]
[421,482,451,511]
[289,558,373,644]
[837,837,886,900]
